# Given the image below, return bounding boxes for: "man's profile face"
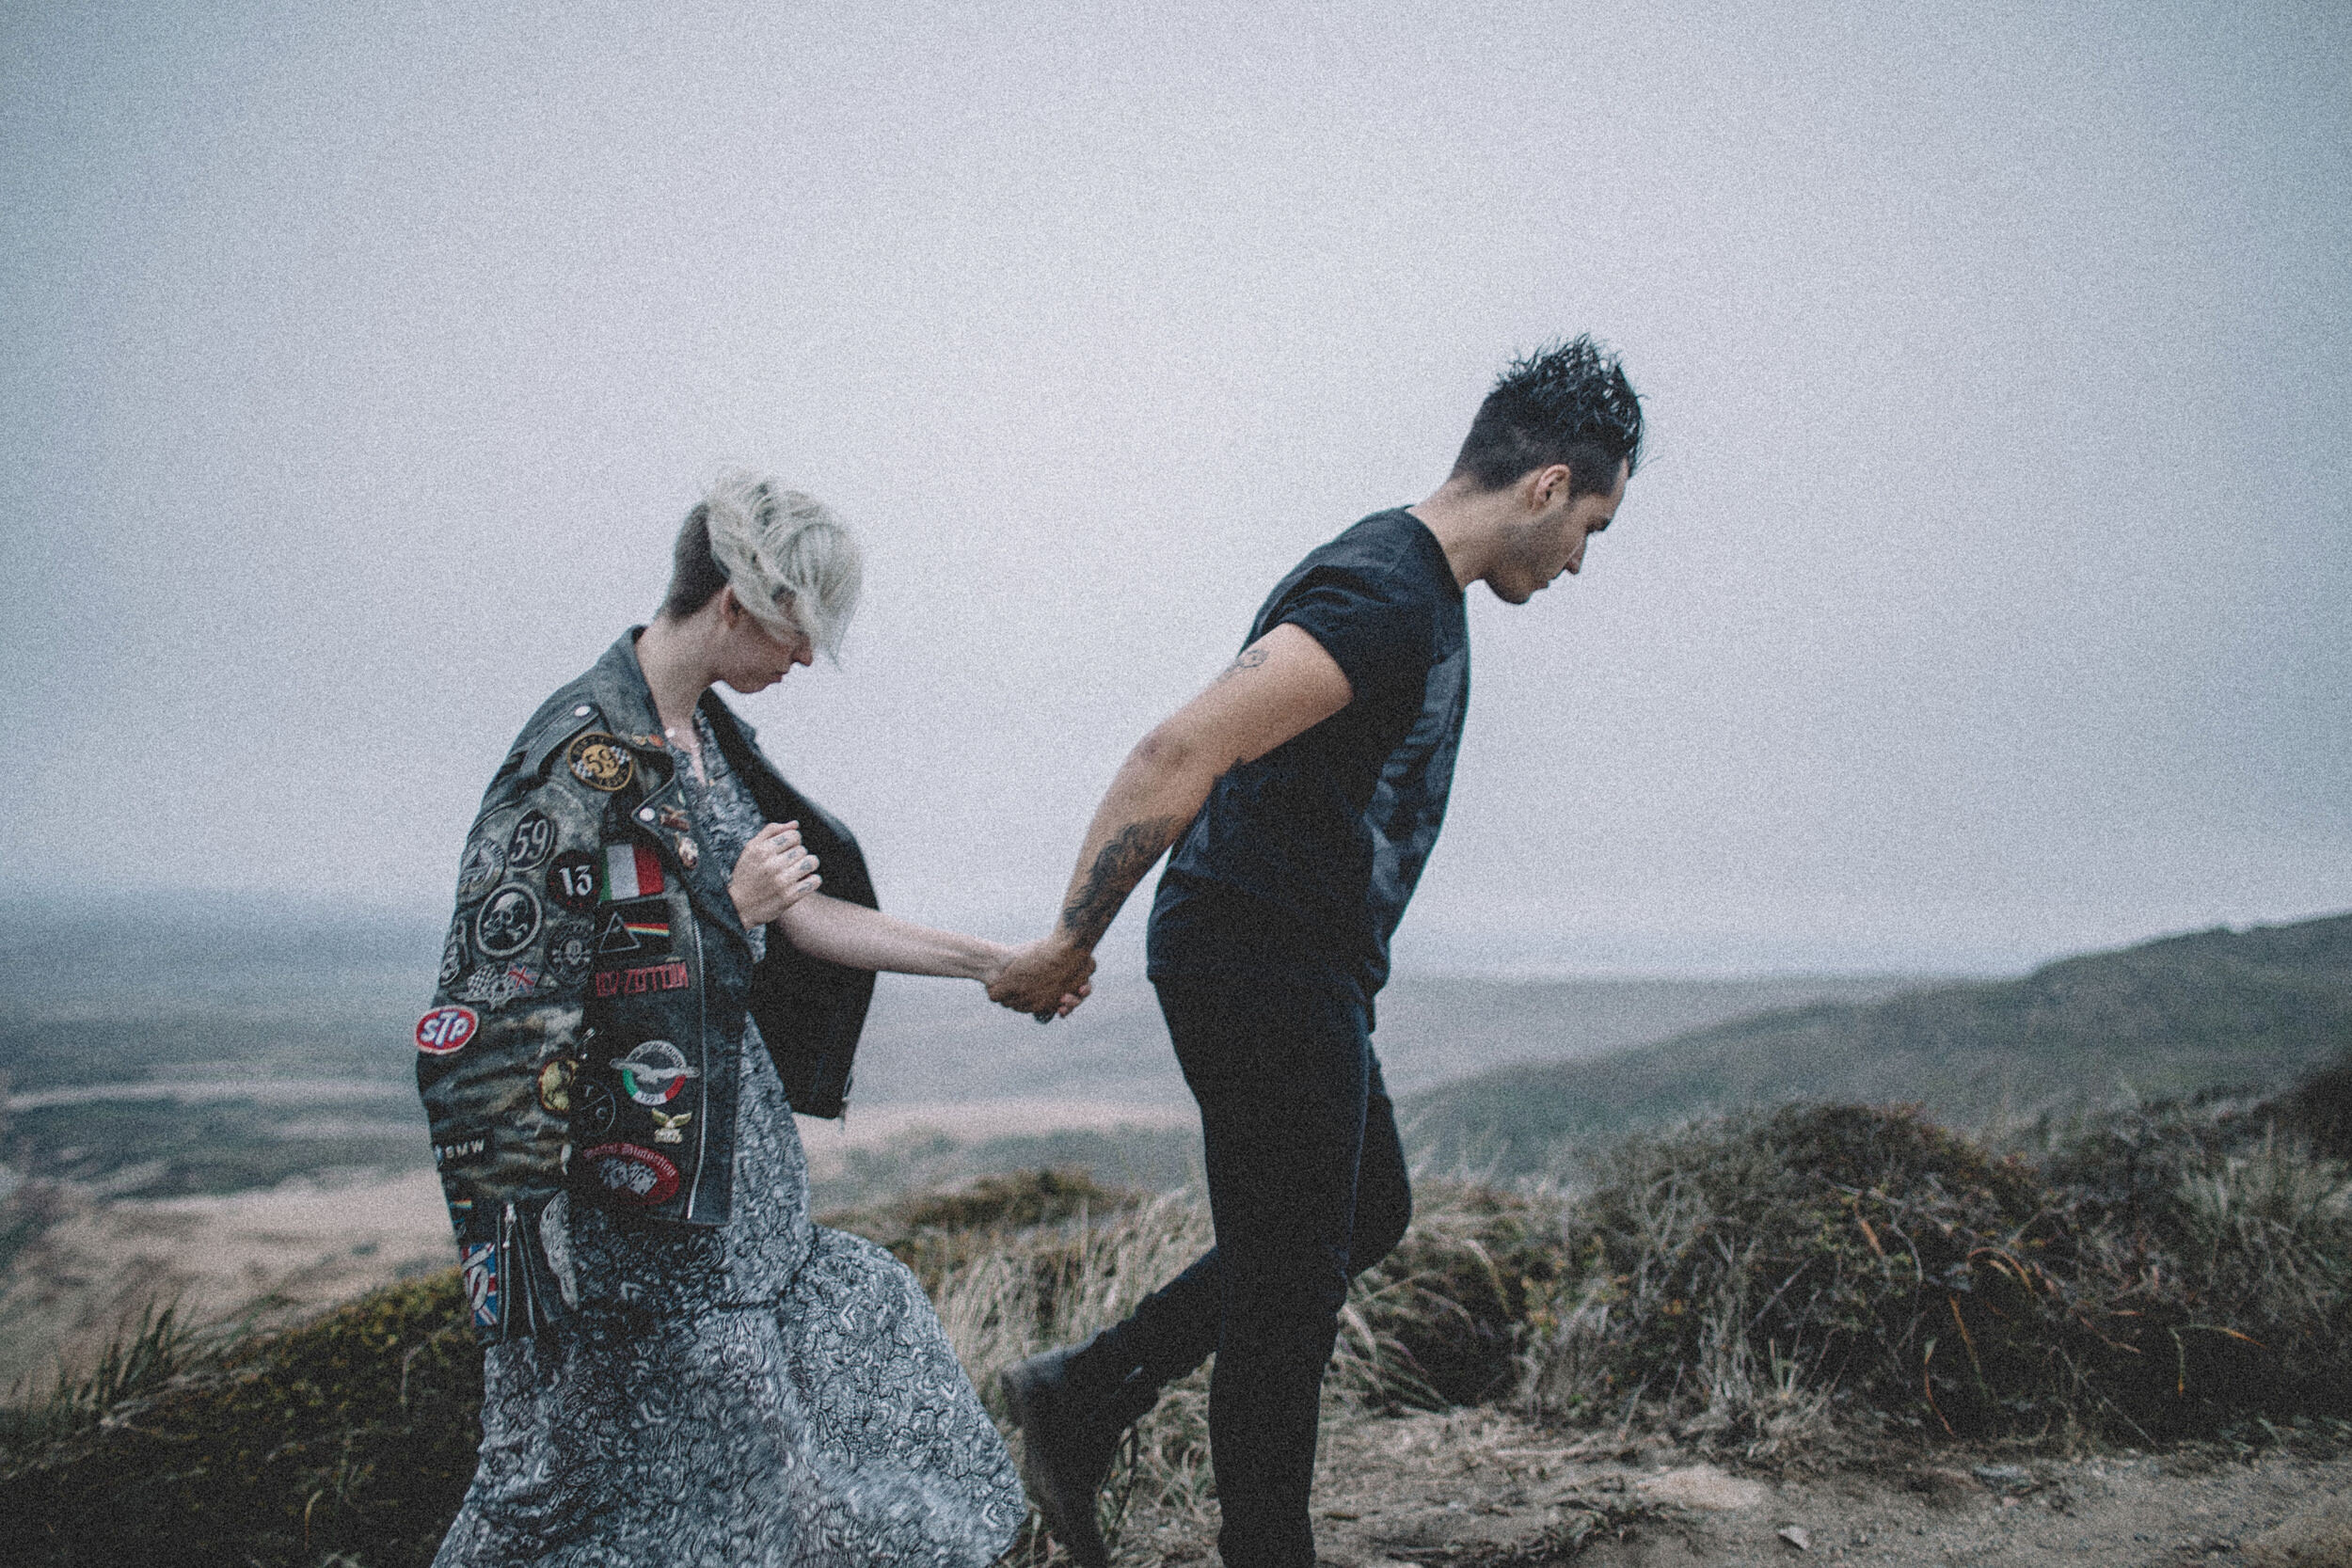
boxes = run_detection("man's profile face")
[1491,460,1628,605]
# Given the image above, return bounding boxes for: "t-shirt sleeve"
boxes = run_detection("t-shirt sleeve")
[1264,562,1432,711]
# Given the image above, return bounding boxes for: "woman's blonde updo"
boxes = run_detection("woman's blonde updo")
[663,469,863,658]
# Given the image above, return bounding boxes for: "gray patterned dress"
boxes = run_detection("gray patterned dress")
[434,714,1025,1567]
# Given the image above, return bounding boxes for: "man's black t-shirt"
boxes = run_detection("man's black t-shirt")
[1147,508,1470,995]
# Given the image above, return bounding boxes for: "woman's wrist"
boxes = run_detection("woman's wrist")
[964,937,1015,985]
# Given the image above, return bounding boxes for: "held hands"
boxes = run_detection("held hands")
[729,821,821,927]
[987,932,1098,1021]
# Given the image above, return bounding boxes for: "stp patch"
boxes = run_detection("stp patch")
[416,1006,481,1054]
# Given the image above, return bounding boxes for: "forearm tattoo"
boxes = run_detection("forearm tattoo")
[1058,815,1183,947]
[1211,647,1270,685]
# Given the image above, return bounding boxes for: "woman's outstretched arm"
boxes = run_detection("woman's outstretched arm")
[774,891,1090,1015]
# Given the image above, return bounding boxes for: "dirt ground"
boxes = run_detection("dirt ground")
[1106,1408,2352,1568]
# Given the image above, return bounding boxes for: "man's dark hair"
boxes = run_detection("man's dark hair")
[660,504,728,620]
[1450,335,1644,497]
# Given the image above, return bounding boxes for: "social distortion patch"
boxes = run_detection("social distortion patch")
[583,1143,679,1207]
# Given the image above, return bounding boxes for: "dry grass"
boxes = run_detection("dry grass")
[5,1065,2348,1567]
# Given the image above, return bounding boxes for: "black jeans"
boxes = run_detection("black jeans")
[1085,961,1412,1568]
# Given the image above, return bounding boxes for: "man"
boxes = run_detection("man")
[990,337,1643,1568]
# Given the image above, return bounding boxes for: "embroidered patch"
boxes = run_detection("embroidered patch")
[649,1108,692,1145]
[575,1075,618,1136]
[536,1056,578,1115]
[595,898,672,957]
[615,1039,698,1106]
[566,733,633,792]
[415,1005,480,1054]
[601,841,664,901]
[438,917,468,988]
[505,810,557,870]
[434,1133,489,1165]
[546,849,599,912]
[461,1241,501,1327]
[592,960,691,999]
[455,834,505,899]
[545,929,596,984]
[474,884,543,959]
[455,963,536,1008]
[583,1143,680,1207]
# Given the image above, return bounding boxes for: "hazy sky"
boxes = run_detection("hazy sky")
[5,1,2346,974]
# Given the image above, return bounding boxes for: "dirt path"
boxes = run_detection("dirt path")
[1109,1408,2352,1567]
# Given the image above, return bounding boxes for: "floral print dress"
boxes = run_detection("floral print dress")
[433,713,1025,1567]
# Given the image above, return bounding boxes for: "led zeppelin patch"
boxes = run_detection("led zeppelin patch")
[474,884,543,959]
[416,1005,481,1054]
[566,733,634,792]
[547,849,599,912]
[593,960,691,999]
[616,1039,698,1106]
[601,841,664,901]
[583,1142,680,1207]
[461,1241,501,1327]
[505,810,558,871]
[595,898,672,957]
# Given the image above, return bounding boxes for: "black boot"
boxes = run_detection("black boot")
[999,1336,1159,1568]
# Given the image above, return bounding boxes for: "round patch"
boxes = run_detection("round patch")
[616,1039,699,1106]
[475,884,543,958]
[583,1142,679,1207]
[566,733,634,792]
[438,917,468,988]
[545,928,596,985]
[536,1056,578,1115]
[575,1075,618,1136]
[416,1005,481,1054]
[505,810,558,871]
[455,834,505,899]
[546,848,599,912]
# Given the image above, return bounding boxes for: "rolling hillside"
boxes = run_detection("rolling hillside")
[1406,911,2352,1172]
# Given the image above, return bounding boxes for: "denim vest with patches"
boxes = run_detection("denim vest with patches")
[415,630,876,1338]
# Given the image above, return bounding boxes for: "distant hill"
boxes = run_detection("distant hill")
[1406,911,2352,1173]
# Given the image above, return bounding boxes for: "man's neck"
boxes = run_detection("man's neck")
[1407,478,1516,590]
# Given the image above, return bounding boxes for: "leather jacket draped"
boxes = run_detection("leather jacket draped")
[415,630,877,1338]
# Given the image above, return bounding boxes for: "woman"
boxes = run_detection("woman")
[416,471,1077,1566]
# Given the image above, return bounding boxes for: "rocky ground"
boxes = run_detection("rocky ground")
[1104,1408,2352,1568]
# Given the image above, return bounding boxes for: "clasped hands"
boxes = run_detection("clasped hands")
[986,931,1096,1022]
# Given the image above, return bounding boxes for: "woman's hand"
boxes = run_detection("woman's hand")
[730,821,821,927]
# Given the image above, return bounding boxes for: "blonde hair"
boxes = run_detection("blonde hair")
[678,469,863,658]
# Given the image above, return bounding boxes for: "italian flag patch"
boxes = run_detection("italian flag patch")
[603,842,665,901]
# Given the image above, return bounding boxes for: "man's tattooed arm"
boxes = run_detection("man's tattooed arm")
[1057,814,1184,949]
[1210,647,1270,685]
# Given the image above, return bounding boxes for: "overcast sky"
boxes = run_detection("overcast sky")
[5,1,2346,975]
